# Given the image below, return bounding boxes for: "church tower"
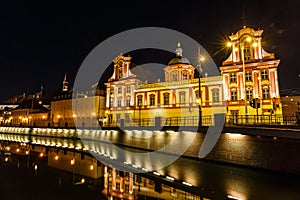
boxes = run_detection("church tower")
[164,43,195,82]
[220,26,282,117]
[62,74,69,92]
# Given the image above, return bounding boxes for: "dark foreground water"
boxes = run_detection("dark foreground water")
[1,132,300,200]
[0,165,106,200]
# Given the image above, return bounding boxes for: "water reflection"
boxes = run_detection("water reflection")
[0,133,300,200]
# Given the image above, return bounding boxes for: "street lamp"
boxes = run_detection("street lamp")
[197,53,205,127]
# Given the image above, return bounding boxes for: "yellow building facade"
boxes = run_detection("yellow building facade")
[105,44,225,126]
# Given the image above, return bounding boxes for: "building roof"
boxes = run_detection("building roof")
[13,99,49,113]
[168,42,190,65]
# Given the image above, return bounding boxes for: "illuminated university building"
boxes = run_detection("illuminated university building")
[220,26,283,118]
[105,44,225,126]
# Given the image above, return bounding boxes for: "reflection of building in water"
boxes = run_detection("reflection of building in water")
[105,43,225,126]
[103,166,201,200]
[1,139,201,200]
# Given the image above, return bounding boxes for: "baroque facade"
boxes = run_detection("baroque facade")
[220,26,283,121]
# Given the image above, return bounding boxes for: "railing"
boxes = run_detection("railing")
[103,115,299,128]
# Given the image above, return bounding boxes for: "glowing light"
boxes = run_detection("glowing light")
[246,37,252,42]
[16,148,20,153]
[70,159,75,165]
[153,172,161,176]
[227,41,232,47]
[54,155,59,160]
[253,42,258,47]
[38,101,42,104]
[182,181,192,186]
[166,176,174,181]
[81,178,85,183]
[5,157,8,162]
[39,153,44,157]
[57,115,61,119]
[25,151,29,155]
[90,165,94,170]
[42,115,46,119]
[227,195,243,200]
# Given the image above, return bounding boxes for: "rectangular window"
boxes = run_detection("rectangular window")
[118,87,122,95]
[150,95,155,106]
[126,99,130,107]
[245,71,252,81]
[261,70,269,80]
[110,87,114,96]
[117,99,122,107]
[137,96,142,106]
[246,89,253,100]
[182,73,187,80]
[212,89,219,102]
[262,88,269,99]
[164,94,169,105]
[179,93,185,104]
[231,91,237,101]
[126,85,131,93]
[230,74,237,83]
[173,73,177,81]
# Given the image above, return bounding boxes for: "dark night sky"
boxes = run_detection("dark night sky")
[0,0,299,102]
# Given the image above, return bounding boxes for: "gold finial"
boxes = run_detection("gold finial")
[177,42,181,48]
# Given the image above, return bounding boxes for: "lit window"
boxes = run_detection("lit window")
[163,93,169,105]
[231,91,237,100]
[116,114,121,123]
[230,74,237,83]
[246,89,253,100]
[261,70,269,80]
[137,95,142,106]
[110,87,114,96]
[150,95,155,106]
[212,89,219,102]
[262,88,270,99]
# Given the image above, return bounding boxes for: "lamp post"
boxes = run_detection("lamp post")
[240,42,248,123]
[197,54,205,127]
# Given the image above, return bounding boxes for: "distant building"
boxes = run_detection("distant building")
[220,26,283,120]
[50,74,106,128]
[281,96,300,117]
[9,98,50,127]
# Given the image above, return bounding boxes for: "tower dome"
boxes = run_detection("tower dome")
[168,42,190,65]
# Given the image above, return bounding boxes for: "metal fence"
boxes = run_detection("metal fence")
[103,115,299,128]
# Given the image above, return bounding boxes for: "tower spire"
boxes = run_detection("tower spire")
[241,6,247,28]
[62,73,69,92]
[175,42,183,56]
